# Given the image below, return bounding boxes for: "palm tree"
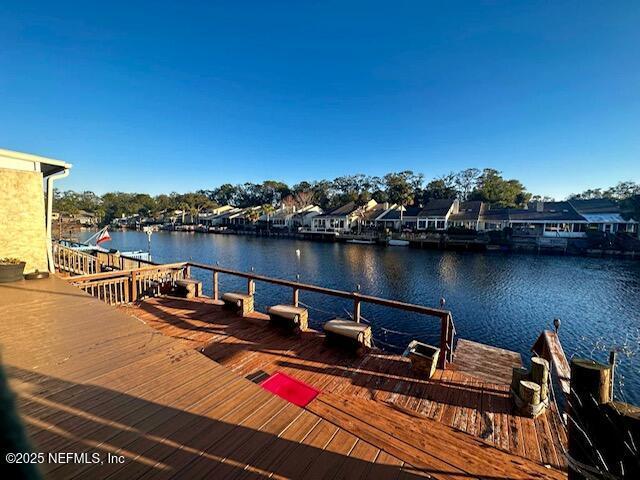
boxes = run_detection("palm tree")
[262,204,276,233]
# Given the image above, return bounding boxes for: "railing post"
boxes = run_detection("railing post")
[292,287,299,307]
[439,315,449,369]
[353,295,361,323]
[124,276,130,303]
[185,265,191,279]
[247,278,255,295]
[130,271,138,302]
[213,271,219,301]
[448,315,455,364]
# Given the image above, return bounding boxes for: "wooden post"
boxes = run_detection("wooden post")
[608,350,617,401]
[185,265,191,279]
[571,358,612,405]
[447,314,455,363]
[353,296,361,323]
[519,380,541,405]
[438,315,449,369]
[292,287,299,307]
[531,357,550,401]
[567,358,613,480]
[130,271,138,302]
[247,278,255,295]
[510,367,529,394]
[124,277,130,303]
[213,271,219,301]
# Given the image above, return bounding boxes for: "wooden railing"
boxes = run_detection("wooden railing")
[187,262,457,368]
[62,257,457,367]
[95,251,156,271]
[532,330,570,398]
[53,243,99,275]
[67,263,187,305]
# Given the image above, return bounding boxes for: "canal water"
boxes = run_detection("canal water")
[82,230,640,404]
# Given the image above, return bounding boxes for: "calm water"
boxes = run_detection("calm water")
[82,230,640,404]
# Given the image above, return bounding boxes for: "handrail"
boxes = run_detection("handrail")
[68,262,187,282]
[67,262,188,305]
[188,262,449,318]
[186,261,456,367]
[62,257,457,368]
[53,243,99,275]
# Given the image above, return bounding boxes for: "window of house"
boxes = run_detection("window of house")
[436,220,445,230]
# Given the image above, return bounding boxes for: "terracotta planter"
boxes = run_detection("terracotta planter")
[0,262,26,282]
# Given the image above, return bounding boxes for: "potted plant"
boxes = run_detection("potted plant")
[0,258,26,283]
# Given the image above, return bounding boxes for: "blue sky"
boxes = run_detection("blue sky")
[1,1,639,199]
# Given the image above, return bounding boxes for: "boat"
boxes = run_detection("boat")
[346,239,376,244]
[388,239,410,247]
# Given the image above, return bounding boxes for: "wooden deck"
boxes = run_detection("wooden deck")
[123,295,569,473]
[0,277,567,479]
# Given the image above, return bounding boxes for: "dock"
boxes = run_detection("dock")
[1,273,567,479]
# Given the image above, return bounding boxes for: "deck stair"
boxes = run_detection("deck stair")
[307,391,566,480]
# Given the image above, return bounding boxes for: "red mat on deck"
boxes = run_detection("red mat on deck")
[260,372,320,407]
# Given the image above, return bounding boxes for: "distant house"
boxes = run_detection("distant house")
[290,205,323,229]
[473,199,638,237]
[310,200,378,233]
[448,201,485,230]
[226,206,262,226]
[375,204,422,231]
[416,199,459,230]
[199,205,236,226]
[359,203,390,230]
[478,208,510,231]
[264,205,323,230]
[0,147,72,272]
[569,199,638,234]
[508,201,587,237]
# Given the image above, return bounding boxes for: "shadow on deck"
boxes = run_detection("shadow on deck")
[124,296,568,471]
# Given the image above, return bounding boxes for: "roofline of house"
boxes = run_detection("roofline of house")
[0,147,73,176]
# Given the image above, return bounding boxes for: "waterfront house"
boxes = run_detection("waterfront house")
[199,205,236,226]
[477,207,510,231]
[416,198,458,230]
[375,204,422,231]
[290,204,323,229]
[225,206,263,226]
[0,147,72,272]
[448,201,485,230]
[359,202,391,231]
[508,201,588,237]
[310,199,378,233]
[569,198,638,234]
[263,204,323,230]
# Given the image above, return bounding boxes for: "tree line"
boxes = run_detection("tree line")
[53,168,640,225]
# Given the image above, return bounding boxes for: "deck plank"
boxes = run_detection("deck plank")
[121,295,568,472]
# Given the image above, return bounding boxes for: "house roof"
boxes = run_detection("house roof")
[0,147,72,176]
[315,201,360,218]
[581,213,636,224]
[569,199,620,214]
[378,205,422,220]
[418,199,456,217]
[479,208,510,222]
[449,201,484,222]
[508,202,584,222]
[360,204,388,221]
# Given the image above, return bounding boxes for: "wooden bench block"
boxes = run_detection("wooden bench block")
[323,318,372,350]
[267,304,308,332]
[222,292,254,316]
[174,279,202,299]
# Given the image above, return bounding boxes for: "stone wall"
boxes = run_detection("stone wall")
[0,168,49,273]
